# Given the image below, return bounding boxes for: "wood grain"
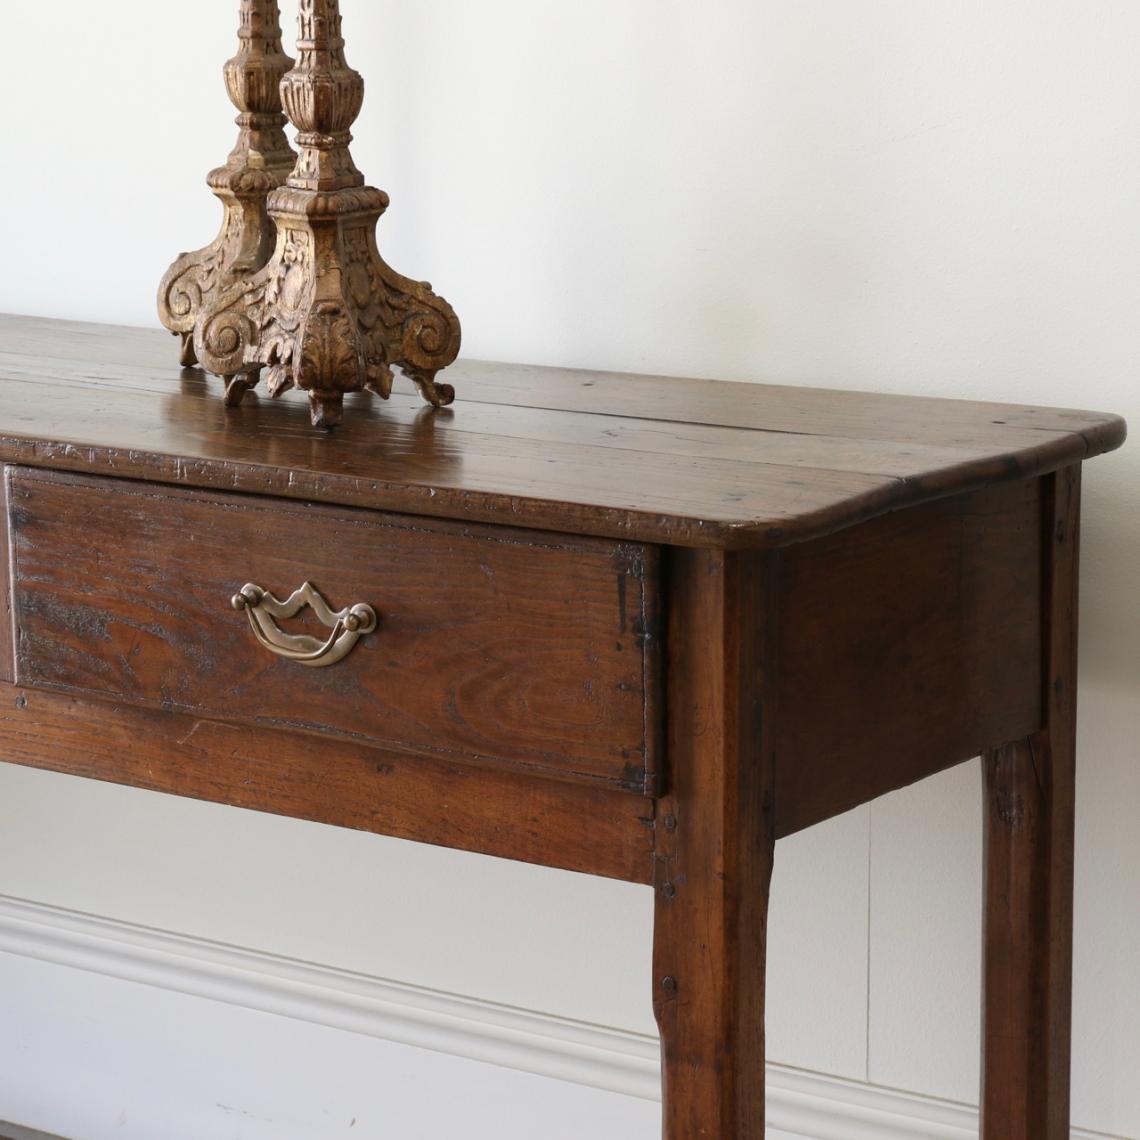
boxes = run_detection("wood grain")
[776,478,1042,836]
[9,468,660,792]
[0,317,1125,548]
[0,682,654,883]
[981,466,1080,1139]
[653,548,777,1138]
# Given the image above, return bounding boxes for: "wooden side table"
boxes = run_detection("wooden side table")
[0,315,1126,1138]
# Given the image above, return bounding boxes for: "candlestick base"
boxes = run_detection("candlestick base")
[195,185,461,429]
[158,165,292,370]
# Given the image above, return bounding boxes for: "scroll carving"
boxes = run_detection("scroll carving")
[157,2,296,367]
[195,0,462,428]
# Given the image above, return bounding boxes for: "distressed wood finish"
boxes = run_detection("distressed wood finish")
[0,683,653,883]
[0,317,1125,548]
[776,478,1042,836]
[9,468,659,793]
[653,548,777,1139]
[981,466,1080,1139]
[0,318,1127,1137]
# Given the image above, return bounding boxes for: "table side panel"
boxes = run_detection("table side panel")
[7,467,661,793]
[775,477,1044,837]
[0,682,655,883]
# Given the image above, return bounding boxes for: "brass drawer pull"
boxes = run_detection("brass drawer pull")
[231,582,378,668]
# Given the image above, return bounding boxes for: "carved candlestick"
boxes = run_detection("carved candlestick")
[195,0,462,428]
[158,1,296,367]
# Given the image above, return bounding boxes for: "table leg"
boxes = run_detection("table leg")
[653,548,777,1139]
[980,466,1080,1139]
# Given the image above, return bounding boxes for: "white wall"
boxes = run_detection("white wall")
[1,1,1138,1137]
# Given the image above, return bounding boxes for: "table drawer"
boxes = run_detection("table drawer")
[7,468,660,792]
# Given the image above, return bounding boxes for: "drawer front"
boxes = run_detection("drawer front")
[8,468,660,791]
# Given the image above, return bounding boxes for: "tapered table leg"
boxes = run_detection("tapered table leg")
[981,467,1080,1139]
[653,548,778,1139]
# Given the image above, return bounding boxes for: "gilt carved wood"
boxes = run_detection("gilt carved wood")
[158,1,295,368]
[194,0,462,427]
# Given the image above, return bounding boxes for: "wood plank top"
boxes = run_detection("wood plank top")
[0,315,1126,547]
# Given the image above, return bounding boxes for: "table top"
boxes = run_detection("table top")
[0,315,1125,548]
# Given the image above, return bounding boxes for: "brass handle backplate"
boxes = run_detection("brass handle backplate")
[231,582,377,668]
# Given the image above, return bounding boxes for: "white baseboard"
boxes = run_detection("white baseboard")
[0,894,1121,1140]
